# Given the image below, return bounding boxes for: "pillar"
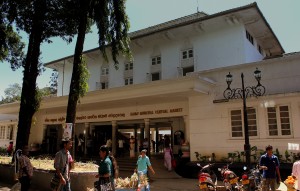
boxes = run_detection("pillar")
[112,121,118,156]
[134,125,138,152]
[183,116,189,142]
[84,123,89,155]
[144,118,150,156]
[155,126,159,153]
[140,123,144,152]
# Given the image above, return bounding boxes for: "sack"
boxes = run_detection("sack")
[171,159,177,169]
[50,174,61,189]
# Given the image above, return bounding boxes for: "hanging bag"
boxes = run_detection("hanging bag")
[50,174,61,190]
[95,177,113,191]
[51,153,68,191]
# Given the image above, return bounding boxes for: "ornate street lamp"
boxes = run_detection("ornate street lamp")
[223,68,265,167]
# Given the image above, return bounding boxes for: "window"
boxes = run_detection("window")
[258,45,263,54]
[101,82,108,89]
[182,49,193,60]
[230,108,257,138]
[267,106,291,136]
[125,62,133,70]
[182,66,194,76]
[152,56,161,65]
[6,125,11,139]
[101,67,109,75]
[125,78,133,85]
[246,30,254,45]
[0,126,5,139]
[151,72,160,81]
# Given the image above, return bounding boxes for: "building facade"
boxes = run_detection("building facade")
[0,3,299,161]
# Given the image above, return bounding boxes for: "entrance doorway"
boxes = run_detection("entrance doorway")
[44,124,63,155]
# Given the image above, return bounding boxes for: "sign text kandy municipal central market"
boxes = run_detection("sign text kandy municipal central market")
[44,108,183,122]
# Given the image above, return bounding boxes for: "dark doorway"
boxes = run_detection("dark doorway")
[45,124,62,155]
[91,125,112,156]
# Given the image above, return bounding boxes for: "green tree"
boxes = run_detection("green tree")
[0,1,25,68]
[38,87,52,97]
[65,0,131,126]
[4,0,78,150]
[0,83,22,104]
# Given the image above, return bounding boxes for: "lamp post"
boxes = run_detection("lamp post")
[223,68,265,167]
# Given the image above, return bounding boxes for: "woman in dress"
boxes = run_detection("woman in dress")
[163,136,173,171]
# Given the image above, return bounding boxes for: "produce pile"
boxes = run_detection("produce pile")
[115,172,139,189]
[284,176,296,190]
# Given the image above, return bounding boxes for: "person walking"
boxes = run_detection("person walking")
[118,138,124,157]
[164,140,173,171]
[292,153,300,190]
[17,145,33,191]
[129,136,136,158]
[95,145,114,191]
[106,138,112,152]
[136,149,155,191]
[7,141,13,156]
[54,138,73,191]
[86,135,93,158]
[259,145,281,191]
[151,140,156,153]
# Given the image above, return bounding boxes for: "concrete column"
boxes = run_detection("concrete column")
[144,119,150,156]
[112,121,118,156]
[155,126,159,153]
[183,116,189,142]
[84,123,89,155]
[150,129,155,152]
[140,123,144,152]
[134,125,138,152]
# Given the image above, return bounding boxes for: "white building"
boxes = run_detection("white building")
[1,3,299,161]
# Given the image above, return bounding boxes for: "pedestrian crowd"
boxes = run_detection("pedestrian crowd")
[10,139,300,191]
[9,135,168,191]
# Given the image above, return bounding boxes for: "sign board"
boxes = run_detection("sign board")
[63,123,73,140]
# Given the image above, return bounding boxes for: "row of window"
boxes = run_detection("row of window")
[246,30,263,55]
[98,49,194,89]
[101,49,194,75]
[230,105,291,138]
[0,125,13,140]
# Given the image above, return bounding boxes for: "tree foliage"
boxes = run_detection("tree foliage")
[49,69,58,95]
[0,83,22,104]
[0,0,25,69]
[3,0,78,150]
[66,0,131,125]
[78,56,90,98]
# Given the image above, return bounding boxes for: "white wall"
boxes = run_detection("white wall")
[188,55,300,161]
[57,61,72,96]
[55,23,266,96]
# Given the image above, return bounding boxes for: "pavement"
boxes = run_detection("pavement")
[0,156,198,191]
[146,156,198,191]
[0,155,288,191]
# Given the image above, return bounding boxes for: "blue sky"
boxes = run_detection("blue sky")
[0,0,299,98]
